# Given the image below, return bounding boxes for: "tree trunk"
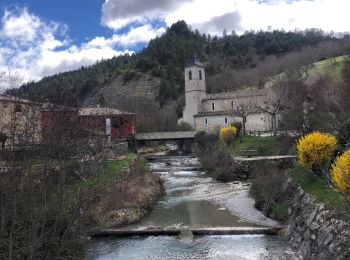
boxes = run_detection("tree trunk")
[272,113,277,136]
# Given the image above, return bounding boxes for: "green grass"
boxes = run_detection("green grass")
[289,166,348,210]
[265,55,347,88]
[226,135,296,156]
[64,153,136,204]
[93,153,136,188]
[272,202,289,220]
[309,55,345,81]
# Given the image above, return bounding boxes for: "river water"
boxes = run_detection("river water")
[84,153,297,260]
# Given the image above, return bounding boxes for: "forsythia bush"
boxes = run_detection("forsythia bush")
[220,125,237,145]
[331,149,350,198]
[297,131,337,170]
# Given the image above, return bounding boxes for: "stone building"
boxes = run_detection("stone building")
[0,94,135,150]
[41,106,135,145]
[180,57,277,133]
[0,95,42,149]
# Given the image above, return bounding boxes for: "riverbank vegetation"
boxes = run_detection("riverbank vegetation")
[194,131,249,181]
[86,157,164,228]
[289,166,348,213]
[226,135,296,156]
[0,148,165,259]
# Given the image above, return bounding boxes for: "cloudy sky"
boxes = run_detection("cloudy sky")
[0,0,349,90]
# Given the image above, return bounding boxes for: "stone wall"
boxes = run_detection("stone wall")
[288,187,350,259]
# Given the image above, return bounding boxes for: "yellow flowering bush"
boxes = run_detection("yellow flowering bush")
[331,149,350,198]
[297,132,337,170]
[220,125,237,145]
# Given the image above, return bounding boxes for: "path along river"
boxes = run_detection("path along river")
[84,152,297,259]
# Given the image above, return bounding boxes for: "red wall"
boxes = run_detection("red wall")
[41,110,135,142]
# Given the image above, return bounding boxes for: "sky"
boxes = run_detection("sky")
[1,0,350,91]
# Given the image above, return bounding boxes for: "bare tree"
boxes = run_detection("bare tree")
[256,80,301,135]
[308,71,350,146]
[230,104,248,135]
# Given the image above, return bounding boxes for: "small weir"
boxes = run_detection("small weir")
[84,149,296,259]
[91,226,281,238]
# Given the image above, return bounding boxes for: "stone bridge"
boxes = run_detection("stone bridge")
[134,131,198,142]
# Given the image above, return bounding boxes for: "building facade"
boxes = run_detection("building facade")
[0,95,42,149]
[0,94,135,150]
[41,106,135,144]
[181,57,278,133]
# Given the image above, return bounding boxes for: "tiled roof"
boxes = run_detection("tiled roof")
[194,108,263,117]
[203,88,268,101]
[0,94,38,104]
[184,54,205,68]
[78,107,135,116]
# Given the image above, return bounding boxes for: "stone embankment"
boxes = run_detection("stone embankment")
[289,187,350,259]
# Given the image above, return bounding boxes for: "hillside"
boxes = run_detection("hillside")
[6,21,347,107]
[309,55,345,81]
[83,72,160,107]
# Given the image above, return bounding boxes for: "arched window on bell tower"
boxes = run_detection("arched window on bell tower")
[199,70,202,80]
[189,70,192,80]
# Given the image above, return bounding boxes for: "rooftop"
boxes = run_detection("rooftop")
[79,107,135,116]
[184,53,205,68]
[203,88,269,101]
[194,107,262,117]
[0,94,38,105]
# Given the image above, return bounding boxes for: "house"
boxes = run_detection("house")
[41,105,135,145]
[0,95,42,149]
[0,94,135,150]
[180,56,278,133]
[78,107,135,142]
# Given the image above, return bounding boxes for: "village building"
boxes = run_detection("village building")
[0,95,42,149]
[180,57,278,133]
[0,94,135,150]
[41,106,135,145]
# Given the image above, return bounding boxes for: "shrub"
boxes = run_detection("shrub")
[201,149,249,181]
[177,121,192,131]
[230,122,242,136]
[297,131,337,171]
[220,125,237,145]
[331,149,350,199]
[193,131,218,154]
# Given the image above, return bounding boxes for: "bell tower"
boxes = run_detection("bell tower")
[182,54,206,128]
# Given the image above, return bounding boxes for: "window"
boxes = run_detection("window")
[204,118,208,125]
[199,70,202,80]
[189,70,192,80]
[211,102,215,111]
[231,101,234,109]
[15,104,22,113]
[224,117,228,124]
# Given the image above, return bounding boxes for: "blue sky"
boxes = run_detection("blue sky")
[0,0,349,91]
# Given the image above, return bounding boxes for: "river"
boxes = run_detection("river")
[84,151,297,259]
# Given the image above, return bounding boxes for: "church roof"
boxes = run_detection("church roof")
[78,107,135,116]
[194,108,262,117]
[184,53,205,68]
[203,88,268,101]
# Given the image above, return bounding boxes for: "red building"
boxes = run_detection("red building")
[41,106,135,143]
[78,107,135,140]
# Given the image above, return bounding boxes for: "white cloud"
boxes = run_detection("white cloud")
[86,24,165,48]
[101,0,192,30]
[236,0,350,33]
[0,8,137,90]
[101,0,350,35]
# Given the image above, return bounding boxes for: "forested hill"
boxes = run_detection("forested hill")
[5,20,349,107]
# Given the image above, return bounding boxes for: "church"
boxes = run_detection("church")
[180,56,278,133]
